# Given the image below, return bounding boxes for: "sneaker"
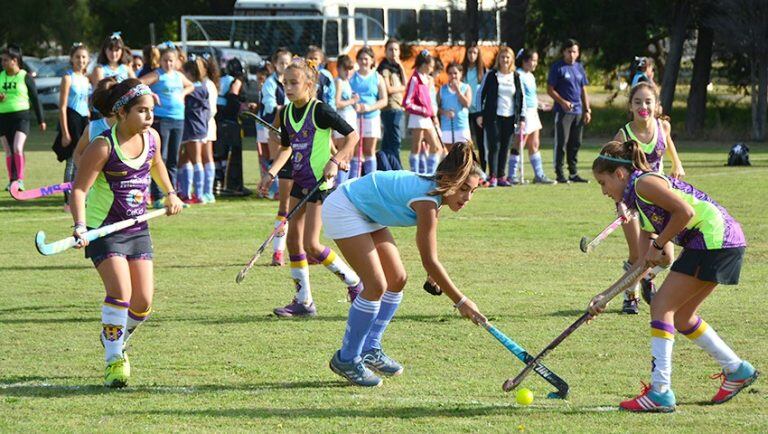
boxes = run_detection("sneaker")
[619,382,676,412]
[641,278,656,305]
[362,348,404,377]
[568,174,590,183]
[533,175,557,185]
[347,281,363,302]
[271,250,285,266]
[488,177,498,188]
[497,177,512,187]
[556,175,570,184]
[201,193,216,204]
[104,356,130,388]
[711,361,759,404]
[16,180,24,191]
[329,351,383,387]
[183,195,202,205]
[622,298,639,314]
[509,176,522,185]
[4,182,10,191]
[152,199,164,209]
[273,299,317,317]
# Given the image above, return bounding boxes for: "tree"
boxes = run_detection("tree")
[685,25,714,135]
[706,0,768,140]
[465,0,479,46]
[660,0,691,116]
[501,0,528,50]
[0,0,95,56]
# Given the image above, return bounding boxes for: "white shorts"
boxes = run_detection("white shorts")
[357,116,381,139]
[440,128,472,144]
[205,118,217,142]
[322,187,385,239]
[333,110,358,139]
[257,125,269,143]
[524,108,542,135]
[408,114,434,130]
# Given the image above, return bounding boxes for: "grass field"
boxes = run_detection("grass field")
[1,129,766,433]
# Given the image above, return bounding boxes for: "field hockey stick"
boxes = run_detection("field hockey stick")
[433,121,445,150]
[518,129,526,184]
[481,321,569,399]
[579,210,638,254]
[10,181,71,200]
[356,115,363,178]
[239,111,281,134]
[35,208,167,256]
[236,181,323,284]
[450,117,455,145]
[502,263,651,392]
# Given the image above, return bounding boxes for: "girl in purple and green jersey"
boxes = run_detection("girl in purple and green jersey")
[590,140,757,413]
[71,78,184,388]
[259,58,363,318]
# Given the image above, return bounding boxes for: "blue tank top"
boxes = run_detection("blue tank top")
[340,171,442,227]
[439,83,470,130]
[101,64,130,83]
[465,67,482,113]
[217,75,234,106]
[517,68,538,109]
[67,70,90,117]
[89,118,111,142]
[151,69,184,120]
[350,71,380,119]
[337,79,355,118]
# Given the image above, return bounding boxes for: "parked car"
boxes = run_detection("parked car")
[23,57,60,111]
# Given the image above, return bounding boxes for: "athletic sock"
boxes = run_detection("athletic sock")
[418,152,428,174]
[426,153,441,174]
[362,156,377,175]
[336,166,349,185]
[193,163,204,198]
[273,212,287,253]
[179,163,192,198]
[290,253,312,305]
[349,157,360,178]
[124,307,152,345]
[508,153,520,179]
[409,153,419,172]
[339,295,381,362]
[679,317,743,373]
[650,320,675,393]
[315,246,360,286]
[530,152,546,179]
[102,296,129,363]
[363,290,403,351]
[5,156,12,180]
[203,162,215,196]
[12,154,24,180]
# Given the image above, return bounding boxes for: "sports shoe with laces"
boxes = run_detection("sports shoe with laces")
[271,250,285,266]
[104,356,130,388]
[273,299,317,318]
[711,361,759,404]
[622,298,639,314]
[533,175,557,185]
[362,348,404,377]
[497,177,512,187]
[16,180,25,191]
[641,277,656,305]
[488,177,498,188]
[568,174,590,183]
[329,351,382,387]
[556,175,569,184]
[620,382,676,412]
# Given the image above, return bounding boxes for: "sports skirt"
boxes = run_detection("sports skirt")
[322,187,385,239]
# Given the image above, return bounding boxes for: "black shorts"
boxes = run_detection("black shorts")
[290,182,329,203]
[0,111,31,140]
[277,160,293,180]
[671,247,745,285]
[85,227,154,267]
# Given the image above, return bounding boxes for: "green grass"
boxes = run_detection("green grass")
[1,129,767,433]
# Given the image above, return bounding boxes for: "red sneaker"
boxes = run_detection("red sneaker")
[271,250,285,266]
[710,361,758,404]
[619,382,676,413]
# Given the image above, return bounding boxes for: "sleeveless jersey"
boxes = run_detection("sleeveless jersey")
[67,70,90,117]
[89,118,111,142]
[439,83,470,130]
[517,68,538,109]
[622,170,746,250]
[464,67,482,114]
[150,69,184,120]
[350,70,380,119]
[283,99,332,191]
[0,69,30,113]
[86,125,155,233]
[101,64,130,83]
[260,73,286,124]
[336,79,356,119]
[340,171,442,227]
[622,119,666,172]
[217,75,234,106]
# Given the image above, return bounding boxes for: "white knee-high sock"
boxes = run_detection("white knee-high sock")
[315,246,360,286]
[102,296,129,363]
[679,317,742,373]
[290,253,312,304]
[273,213,287,253]
[650,320,675,393]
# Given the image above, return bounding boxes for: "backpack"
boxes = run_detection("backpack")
[726,143,751,166]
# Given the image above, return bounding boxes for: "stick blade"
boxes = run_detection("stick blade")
[579,236,590,253]
[9,181,23,200]
[502,376,520,392]
[34,231,53,255]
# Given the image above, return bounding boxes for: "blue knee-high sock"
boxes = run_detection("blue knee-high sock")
[363,290,403,351]
[530,152,546,179]
[418,152,428,174]
[204,162,215,196]
[409,153,419,172]
[339,296,381,362]
[426,153,441,174]
[179,163,193,198]
[362,156,377,175]
[508,154,520,179]
[193,163,204,197]
[336,167,349,185]
[349,157,361,179]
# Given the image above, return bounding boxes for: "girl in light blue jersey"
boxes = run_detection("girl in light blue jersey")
[462,45,487,176]
[333,54,358,185]
[349,46,387,177]
[323,143,487,387]
[438,62,472,152]
[91,33,135,88]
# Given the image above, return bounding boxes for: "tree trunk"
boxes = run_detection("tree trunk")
[661,0,691,116]
[685,26,714,136]
[501,0,528,50]
[466,0,479,46]
[755,52,768,141]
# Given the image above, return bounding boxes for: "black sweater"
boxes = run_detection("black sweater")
[479,69,524,125]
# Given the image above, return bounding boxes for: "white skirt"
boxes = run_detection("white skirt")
[358,115,381,139]
[408,113,434,130]
[333,109,358,139]
[205,117,217,142]
[524,108,542,135]
[440,128,472,144]
[256,125,269,143]
[322,187,385,239]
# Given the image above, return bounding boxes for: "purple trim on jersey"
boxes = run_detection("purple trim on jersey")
[646,119,666,172]
[622,170,746,250]
[284,101,319,189]
[100,130,156,233]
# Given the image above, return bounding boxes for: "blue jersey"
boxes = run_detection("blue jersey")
[318,68,336,106]
[217,75,235,106]
[547,60,588,115]
[259,73,285,124]
[150,69,185,120]
[89,118,111,142]
[66,70,90,117]
[350,71,380,119]
[439,83,470,130]
[517,68,538,109]
[101,64,130,83]
[340,170,442,227]
[465,67,482,114]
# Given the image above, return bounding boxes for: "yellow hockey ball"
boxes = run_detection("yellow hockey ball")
[516,388,534,406]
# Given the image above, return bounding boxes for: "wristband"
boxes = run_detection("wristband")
[453,296,467,309]
[166,190,177,196]
[330,156,340,166]
[267,172,276,180]
[652,239,664,250]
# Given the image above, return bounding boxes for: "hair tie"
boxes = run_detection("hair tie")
[188,53,198,61]
[112,84,152,113]
[110,31,122,41]
[421,49,430,57]
[157,41,175,50]
[305,58,318,72]
[598,154,633,164]
[516,48,525,59]
[72,42,84,49]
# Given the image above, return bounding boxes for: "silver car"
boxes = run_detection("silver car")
[23,57,60,111]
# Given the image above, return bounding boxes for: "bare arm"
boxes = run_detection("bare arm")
[180,74,195,97]
[366,74,388,112]
[58,75,71,145]
[71,137,111,232]
[90,65,105,87]
[73,125,91,168]
[139,70,159,86]
[662,120,685,178]
[457,83,472,108]
[581,85,591,124]
[635,175,693,265]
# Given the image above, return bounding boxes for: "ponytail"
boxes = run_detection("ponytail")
[92,77,144,117]
[592,140,651,174]
[429,142,484,196]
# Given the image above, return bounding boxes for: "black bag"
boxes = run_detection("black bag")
[726,143,751,166]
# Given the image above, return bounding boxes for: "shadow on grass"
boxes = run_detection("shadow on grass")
[0,303,84,314]
[0,316,92,324]
[174,313,464,325]
[0,265,92,271]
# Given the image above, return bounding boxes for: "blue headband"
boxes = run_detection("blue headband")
[598,154,633,164]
